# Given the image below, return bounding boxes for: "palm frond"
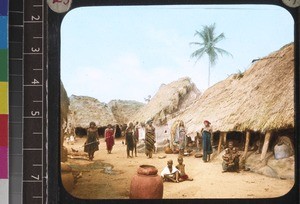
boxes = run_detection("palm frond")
[190,23,232,87]
[213,33,225,44]
[214,47,233,58]
[189,42,204,46]
[190,47,206,60]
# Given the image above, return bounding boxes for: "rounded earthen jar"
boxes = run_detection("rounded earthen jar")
[129,165,163,199]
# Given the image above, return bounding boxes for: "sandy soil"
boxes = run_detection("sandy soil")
[63,137,294,199]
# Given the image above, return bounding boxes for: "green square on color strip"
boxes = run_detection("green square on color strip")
[0,49,8,82]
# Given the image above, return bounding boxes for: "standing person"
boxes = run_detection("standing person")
[125,122,135,158]
[84,122,99,161]
[133,122,139,157]
[201,120,213,162]
[178,121,186,155]
[139,122,146,141]
[145,119,156,158]
[114,124,122,138]
[104,124,115,154]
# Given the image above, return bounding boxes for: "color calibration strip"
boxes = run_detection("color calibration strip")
[0,0,9,203]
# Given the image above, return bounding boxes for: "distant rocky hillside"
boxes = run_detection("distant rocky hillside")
[68,95,117,128]
[108,100,144,125]
[68,95,145,128]
[131,77,201,125]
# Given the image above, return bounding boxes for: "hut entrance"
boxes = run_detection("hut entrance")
[75,127,87,137]
[98,126,107,138]
[226,131,244,148]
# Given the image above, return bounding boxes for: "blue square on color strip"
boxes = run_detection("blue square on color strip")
[0,16,8,49]
[0,0,8,16]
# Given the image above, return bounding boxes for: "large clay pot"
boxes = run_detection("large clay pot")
[130,165,163,199]
[274,143,293,159]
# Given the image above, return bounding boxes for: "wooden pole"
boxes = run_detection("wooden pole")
[224,132,227,145]
[242,131,250,159]
[218,132,225,154]
[260,131,272,161]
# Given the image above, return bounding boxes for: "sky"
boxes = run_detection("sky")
[61,4,294,103]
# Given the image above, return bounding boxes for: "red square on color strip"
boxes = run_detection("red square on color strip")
[0,114,8,147]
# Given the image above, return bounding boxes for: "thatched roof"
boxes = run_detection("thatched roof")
[131,77,201,125]
[171,43,294,133]
[108,100,145,125]
[68,95,117,128]
[60,81,70,123]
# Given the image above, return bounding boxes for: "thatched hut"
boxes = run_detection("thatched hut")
[60,81,70,161]
[171,43,294,161]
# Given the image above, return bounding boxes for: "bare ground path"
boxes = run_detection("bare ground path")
[64,137,294,199]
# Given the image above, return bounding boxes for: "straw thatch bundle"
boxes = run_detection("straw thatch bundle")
[171,43,294,134]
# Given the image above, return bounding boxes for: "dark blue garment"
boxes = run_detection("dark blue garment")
[202,130,212,161]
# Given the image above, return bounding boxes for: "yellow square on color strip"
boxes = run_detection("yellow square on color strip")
[0,82,8,114]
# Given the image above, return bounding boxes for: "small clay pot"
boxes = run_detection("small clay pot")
[164,147,173,154]
[130,165,163,199]
[173,149,179,154]
[194,153,203,158]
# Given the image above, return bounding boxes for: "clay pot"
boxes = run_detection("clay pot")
[274,143,293,159]
[194,153,203,158]
[61,163,74,193]
[173,149,179,154]
[164,147,173,154]
[130,165,163,199]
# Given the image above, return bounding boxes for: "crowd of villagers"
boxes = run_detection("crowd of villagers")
[82,119,240,183]
[83,119,157,160]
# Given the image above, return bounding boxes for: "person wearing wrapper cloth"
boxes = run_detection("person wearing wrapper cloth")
[125,122,135,158]
[84,122,99,161]
[145,119,156,159]
[104,124,115,154]
[201,120,213,162]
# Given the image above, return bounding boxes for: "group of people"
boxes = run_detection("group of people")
[125,119,156,159]
[172,120,213,163]
[83,120,240,173]
[222,141,240,173]
[160,157,193,183]
[83,122,115,160]
[83,119,156,160]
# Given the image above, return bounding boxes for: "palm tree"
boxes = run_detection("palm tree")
[190,23,232,87]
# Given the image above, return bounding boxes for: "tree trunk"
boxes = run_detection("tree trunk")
[260,131,272,161]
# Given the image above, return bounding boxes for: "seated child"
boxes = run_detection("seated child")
[176,157,193,181]
[222,148,234,172]
[231,147,240,172]
[161,160,180,183]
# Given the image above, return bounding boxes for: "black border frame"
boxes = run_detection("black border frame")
[47,1,299,203]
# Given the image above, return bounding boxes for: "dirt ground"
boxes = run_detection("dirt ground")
[63,137,294,199]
